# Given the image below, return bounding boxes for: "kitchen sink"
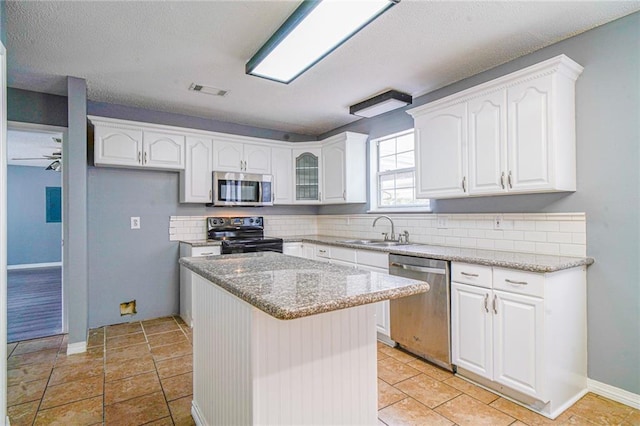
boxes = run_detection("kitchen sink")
[338,239,407,247]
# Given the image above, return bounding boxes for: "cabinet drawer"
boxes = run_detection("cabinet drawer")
[191,246,221,257]
[493,268,544,297]
[330,246,356,264]
[315,245,331,259]
[356,250,388,269]
[452,263,492,288]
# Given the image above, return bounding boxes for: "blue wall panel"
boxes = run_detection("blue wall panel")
[7,165,62,265]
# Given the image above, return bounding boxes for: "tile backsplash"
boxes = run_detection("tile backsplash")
[169,212,586,257]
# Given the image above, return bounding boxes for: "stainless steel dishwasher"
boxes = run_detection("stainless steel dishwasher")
[389,254,453,371]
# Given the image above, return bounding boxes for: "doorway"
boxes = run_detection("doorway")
[6,123,67,342]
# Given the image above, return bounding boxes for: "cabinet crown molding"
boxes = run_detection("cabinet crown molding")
[407,54,584,117]
[88,115,368,149]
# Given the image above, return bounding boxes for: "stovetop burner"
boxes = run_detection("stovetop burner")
[207,216,283,254]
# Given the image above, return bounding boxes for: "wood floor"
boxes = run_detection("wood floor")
[7,266,62,343]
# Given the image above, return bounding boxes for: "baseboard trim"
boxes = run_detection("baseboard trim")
[191,401,204,426]
[588,379,640,409]
[376,332,395,347]
[7,262,62,270]
[66,341,87,355]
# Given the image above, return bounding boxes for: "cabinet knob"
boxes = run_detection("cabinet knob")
[484,293,489,313]
[492,294,498,314]
[508,171,513,189]
[462,176,467,192]
[500,172,506,189]
[209,189,212,201]
[144,151,148,164]
[138,151,141,164]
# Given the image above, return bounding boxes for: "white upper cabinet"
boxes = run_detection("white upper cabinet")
[408,55,583,199]
[180,136,213,203]
[91,117,185,170]
[90,116,369,205]
[271,146,293,204]
[293,148,321,203]
[143,131,185,170]
[212,139,243,172]
[212,138,271,174]
[468,90,508,195]
[507,76,555,192]
[321,132,367,204]
[93,125,143,167]
[414,103,468,198]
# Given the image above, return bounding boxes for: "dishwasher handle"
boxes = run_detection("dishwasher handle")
[389,262,446,275]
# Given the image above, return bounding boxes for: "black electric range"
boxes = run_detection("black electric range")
[207,216,283,255]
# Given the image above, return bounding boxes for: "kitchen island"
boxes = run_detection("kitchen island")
[179,252,429,426]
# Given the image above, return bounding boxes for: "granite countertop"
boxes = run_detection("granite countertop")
[279,235,595,273]
[180,235,594,273]
[179,252,429,320]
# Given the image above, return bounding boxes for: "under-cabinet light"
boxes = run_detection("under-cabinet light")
[246,0,398,84]
[349,90,412,118]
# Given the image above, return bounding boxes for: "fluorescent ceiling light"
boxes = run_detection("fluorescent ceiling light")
[350,90,412,118]
[246,0,398,84]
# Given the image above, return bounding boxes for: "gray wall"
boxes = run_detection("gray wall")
[8,88,68,127]
[7,165,61,265]
[321,13,640,395]
[64,77,89,345]
[87,167,318,327]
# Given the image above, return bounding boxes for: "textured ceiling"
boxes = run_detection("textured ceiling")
[6,1,640,136]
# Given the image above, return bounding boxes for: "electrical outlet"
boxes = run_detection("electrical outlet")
[131,217,140,229]
[494,215,513,230]
[437,216,448,229]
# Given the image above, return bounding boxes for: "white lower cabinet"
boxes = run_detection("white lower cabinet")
[355,250,393,343]
[282,242,303,258]
[297,242,392,344]
[493,289,545,397]
[451,262,587,419]
[451,282,493,378]
[179,244,221,327]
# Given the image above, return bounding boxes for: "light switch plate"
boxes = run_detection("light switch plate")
[131,217,140,229]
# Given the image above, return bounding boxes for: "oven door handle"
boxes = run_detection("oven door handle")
[389,263,446,275]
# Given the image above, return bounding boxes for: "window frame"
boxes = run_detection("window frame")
[368,129,431,213]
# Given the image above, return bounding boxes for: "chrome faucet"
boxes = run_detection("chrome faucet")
[373,215,395,241]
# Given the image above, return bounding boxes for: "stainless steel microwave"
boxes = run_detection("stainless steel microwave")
[211,171,273,207]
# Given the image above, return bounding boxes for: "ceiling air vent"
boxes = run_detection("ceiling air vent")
[189,83,228,97]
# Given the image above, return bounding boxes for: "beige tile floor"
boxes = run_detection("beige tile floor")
[6,316,639,425]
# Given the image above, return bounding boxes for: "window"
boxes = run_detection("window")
[370,130,430,211]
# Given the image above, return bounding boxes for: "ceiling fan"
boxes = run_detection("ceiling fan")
[10,137,63,171]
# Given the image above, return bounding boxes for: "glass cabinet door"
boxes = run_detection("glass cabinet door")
[295,152,319,201]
